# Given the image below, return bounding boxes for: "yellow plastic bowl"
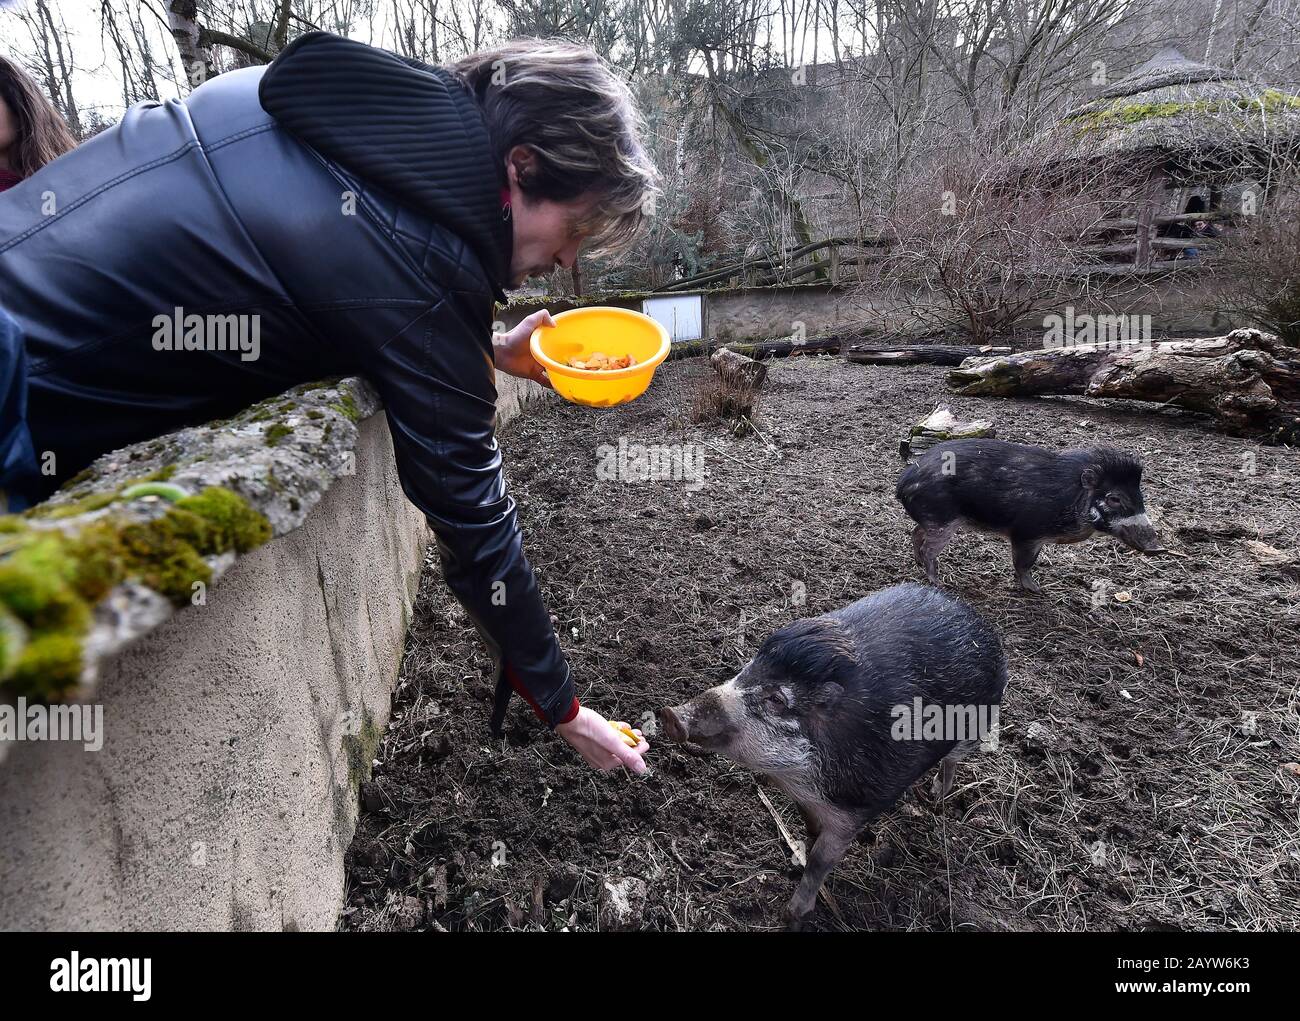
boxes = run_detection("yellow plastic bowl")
[530,306,671,408]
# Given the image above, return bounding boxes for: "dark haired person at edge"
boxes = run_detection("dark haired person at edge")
[0,34,659,774]
[0,55,77,191]
[0,56,77,516]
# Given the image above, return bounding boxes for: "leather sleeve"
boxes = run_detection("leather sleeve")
[359,290,577,729]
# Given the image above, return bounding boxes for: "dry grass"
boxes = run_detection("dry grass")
[688,363,761,432]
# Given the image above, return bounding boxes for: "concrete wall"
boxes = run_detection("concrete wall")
[0,368,550,932]
[500,271,1231,346]
[498,286,861,343]
[495,372,551,423]
[707,286,874,341]
[0,413,427,931]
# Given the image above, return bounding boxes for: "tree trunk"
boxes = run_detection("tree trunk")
[711,347,768,389]
[711,95,827,283]
[899,407,996,461]
[948,329,1300,441]
[34,0,81,136]
[167,0,213,91]
[669,334,858,361]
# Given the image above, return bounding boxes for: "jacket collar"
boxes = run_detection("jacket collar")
[258,32,513,302]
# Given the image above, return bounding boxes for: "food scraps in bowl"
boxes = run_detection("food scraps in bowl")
[566,352,638,371]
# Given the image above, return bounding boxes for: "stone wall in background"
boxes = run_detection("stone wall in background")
[500,270,1229,347]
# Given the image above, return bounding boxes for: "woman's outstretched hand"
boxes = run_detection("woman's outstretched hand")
[493,309,555,389]
[555,706,649,775]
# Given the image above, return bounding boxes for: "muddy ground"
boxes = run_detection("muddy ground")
[342,355,1300,932]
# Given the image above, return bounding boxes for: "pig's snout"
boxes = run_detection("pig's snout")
[1113,512,1164,553]
[660,706,690,743]
[660,690,733,748]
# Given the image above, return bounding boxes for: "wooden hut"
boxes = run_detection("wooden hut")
[1057,47,1300,269]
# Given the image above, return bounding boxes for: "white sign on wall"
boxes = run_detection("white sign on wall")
[642,295,703,342]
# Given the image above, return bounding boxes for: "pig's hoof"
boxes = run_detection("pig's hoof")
[1015,577,1042,594]
[784,903,814,932]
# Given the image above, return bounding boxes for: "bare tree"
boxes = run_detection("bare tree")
[14,0,84,136]
[1210,159,1300,345]
[165,0,298,91]
[863,129,1126,344]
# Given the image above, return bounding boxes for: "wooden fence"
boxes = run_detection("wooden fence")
[656,235,892,292]
[1077,210,1230,271]
[655,209,1230,292]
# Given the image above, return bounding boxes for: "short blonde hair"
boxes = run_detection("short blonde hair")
[450,40,660,253]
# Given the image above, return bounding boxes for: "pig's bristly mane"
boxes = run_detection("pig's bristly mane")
[1085,446,1143,483]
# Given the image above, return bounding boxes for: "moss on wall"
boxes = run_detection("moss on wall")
[26,466,180,522]
[0,486,272,698]
[342,708,383,789]
[329,392,361,423]
[264,422,294,446]
[0,376,378,702]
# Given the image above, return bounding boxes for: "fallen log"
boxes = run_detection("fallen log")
[948,328,1300,442]
[668,334,859,361]
[710,346,768,389]
[946,335,1254,395]
[847,343,1012,366]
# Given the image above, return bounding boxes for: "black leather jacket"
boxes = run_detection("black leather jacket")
[0,33,576,727]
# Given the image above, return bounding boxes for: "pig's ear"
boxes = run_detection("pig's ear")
[814,681,845,707]
[1080,467,1100,490]
[758,616,858,689]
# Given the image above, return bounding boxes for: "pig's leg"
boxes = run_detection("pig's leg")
[785,808,867,931]
[1011,539,1044,593]
[933,740,976,800]
[917,521,958,585]
[795,802,822,842]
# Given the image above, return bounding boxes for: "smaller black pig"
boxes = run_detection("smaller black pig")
[660,583,1006,930]
[895,439,1162,592]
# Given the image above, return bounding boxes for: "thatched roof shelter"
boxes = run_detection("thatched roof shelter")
[1062,47,1300,172]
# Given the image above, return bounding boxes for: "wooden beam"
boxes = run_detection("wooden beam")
[1150,236,1222,251]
